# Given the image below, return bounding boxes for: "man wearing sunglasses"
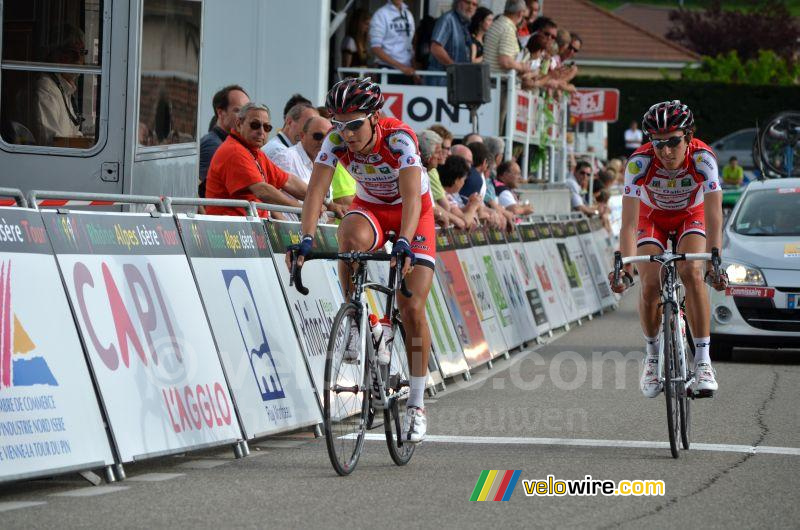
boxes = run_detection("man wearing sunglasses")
[205,103,323,220]
[291,78,434,444]
[612,100,727,399]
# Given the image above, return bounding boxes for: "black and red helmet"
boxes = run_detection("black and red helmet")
[326,77,384,115]
[641,100,694,136]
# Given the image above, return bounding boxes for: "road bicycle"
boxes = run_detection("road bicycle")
[613,245,721,458]
[289,250,414,475]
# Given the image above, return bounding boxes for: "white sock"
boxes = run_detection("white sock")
[694,337,711,367]
[644,335,659,359]
[408,375,427,409]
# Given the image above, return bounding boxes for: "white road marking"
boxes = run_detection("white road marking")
[0,501,47,512]
[127,473,185,482]
[51,486,129,498]
[176,459,229,470]
[356,433,800,456]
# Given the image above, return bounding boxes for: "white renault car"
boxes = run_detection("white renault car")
[710,178,800,360]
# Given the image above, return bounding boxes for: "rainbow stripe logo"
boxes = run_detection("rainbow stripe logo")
[470,470,521,501]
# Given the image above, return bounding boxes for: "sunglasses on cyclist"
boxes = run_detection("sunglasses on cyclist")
[249,120,273,133]
[311,132,326,141]
[331,114,372,132]
[651,135,686,149]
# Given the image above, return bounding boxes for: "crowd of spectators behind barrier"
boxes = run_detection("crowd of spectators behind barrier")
[196,1,616,233]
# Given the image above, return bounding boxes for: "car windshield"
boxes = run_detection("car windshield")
[732,187,800,236]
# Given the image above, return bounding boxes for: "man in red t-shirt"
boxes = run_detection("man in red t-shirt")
[205,102,323,218]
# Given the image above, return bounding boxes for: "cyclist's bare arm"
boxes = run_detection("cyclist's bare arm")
[397,166,422,243]
[619,196,640,266]
[704,191,723,253]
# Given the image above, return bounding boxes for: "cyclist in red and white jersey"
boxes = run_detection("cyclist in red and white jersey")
[611,100,727,398]
[291,78,433,443]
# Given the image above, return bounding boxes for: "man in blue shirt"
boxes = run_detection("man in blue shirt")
[427,0,477,86]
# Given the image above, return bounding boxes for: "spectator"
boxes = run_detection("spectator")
[29,24,87,146]
[592,169,615,203]
[517,0,540,44]
[562,32,582,63]
[484,136,505,177]
[429,124,454,156]
[272,116,348,218]
[553,29,571,68]
[483,0,529,76]
[263,100,319,160]
[722,156,744,188]
[470,7,494,63]
[369,0,417,84]
[623,120,643,157]
[205,103,319,219]
[566,160,599,217]
[463,132,483,145]
[439,154,480,228]
[199,85,249,197]
[469,141,513,229]
[458,142,487,203]
[427,0,478,86]
[494,161,533,216]
[420,129,465,229]
[414,14,437,71]
[342,8,371,68]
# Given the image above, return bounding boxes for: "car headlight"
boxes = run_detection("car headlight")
[724,262,766,286]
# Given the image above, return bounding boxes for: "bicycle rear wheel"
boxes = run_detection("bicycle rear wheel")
[324,303,369,476]
[384,320,415,466]
[679,309,694,450]
[662,303,681,459]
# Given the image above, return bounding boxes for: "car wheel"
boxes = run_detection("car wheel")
[710,337,733,362]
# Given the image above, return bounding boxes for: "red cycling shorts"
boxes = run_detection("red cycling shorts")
[637,207,706,250]
[345,193,436,269]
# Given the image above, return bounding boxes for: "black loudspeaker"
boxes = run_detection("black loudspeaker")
[446,63,491,106]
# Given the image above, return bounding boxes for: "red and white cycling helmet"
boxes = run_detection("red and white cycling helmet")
[641,100,694,137]
[326,77,384,115]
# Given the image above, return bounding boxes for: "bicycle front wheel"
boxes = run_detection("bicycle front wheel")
[662,303,680,459]
[324,303,369,476]
[384,320,415,466]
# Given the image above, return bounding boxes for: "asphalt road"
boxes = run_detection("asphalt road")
[3,287,799,528]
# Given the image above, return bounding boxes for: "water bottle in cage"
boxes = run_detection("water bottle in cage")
[369,314,391,365]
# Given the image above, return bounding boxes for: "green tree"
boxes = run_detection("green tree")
[681,50,800,85]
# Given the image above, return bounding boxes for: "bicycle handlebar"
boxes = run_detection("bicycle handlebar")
[288,250,412,298]
[611,248,722,290]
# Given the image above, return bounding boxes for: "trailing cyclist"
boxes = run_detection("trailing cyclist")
[611,100,728,398]
[289,77,434,443]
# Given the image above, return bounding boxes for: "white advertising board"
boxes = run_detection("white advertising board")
[42,211,242,462]
[509,225,552,336]
[535,222,581,324]
[0,208,114,482]
[177,215,321,439]
[563,222,603,316]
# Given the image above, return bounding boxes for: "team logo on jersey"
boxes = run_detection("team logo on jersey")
[406,156,416,165]
[689,220,703,227]
[379,166,392,174]
[319,153,328,162]
[628,161,641,174]
[368,154,382,163]
[681,177,692,187]
[329,133,344,146]
[365,165,376,174]
[709,182,718,190]
[652,180,661,188]
[624,185,631,194]
[635,188,641,196]
[667,180,676,188]
[413,234,426,243]
[390,135,410,148]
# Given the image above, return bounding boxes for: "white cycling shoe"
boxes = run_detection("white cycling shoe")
[640,358,662,398]
[401,406,426,444]
[693,362,718,396]
[342,323,361,364]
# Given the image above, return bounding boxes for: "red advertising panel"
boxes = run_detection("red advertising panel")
[569,88,620,122]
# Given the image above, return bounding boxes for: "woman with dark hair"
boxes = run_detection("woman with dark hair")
[341,8,370,68]
[469,7,494,63]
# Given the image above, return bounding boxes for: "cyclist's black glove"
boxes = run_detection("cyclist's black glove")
[289,234,314,258]
[391,237,416,269]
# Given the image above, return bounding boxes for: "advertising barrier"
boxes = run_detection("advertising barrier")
[425,271,470,379]
[487,227,538,346]
[455,228,509,358]
[42,210,243,462]
[563,221,604,316]
[434,229,492,369]
[575,219,616,310]
[551,222,591,319]
[536,222,581,324]
[177,213,321,439]
[506,226,551,337]
[264,220,346,404]
[518,223,568,331]
[0,206,115,483]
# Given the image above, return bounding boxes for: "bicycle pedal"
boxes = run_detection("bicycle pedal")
[692,389,714,399]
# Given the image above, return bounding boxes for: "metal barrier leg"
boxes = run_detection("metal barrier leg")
[113,463,126,482]
[463,372,472,382]
[104,465,116,483]
[314,424,323,438]
[78,470,102,486]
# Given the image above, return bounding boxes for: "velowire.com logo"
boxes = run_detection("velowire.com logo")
[469,470,521,502]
